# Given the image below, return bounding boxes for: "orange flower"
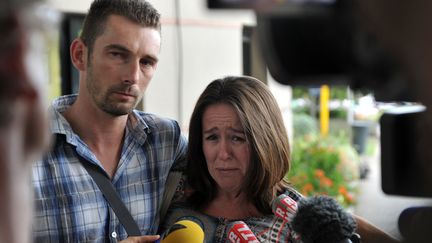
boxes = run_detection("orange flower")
[344,192,354,203]
[302,183,314,195]
[314,169,325,178]
[338,186,347,195]
[320,177,333,187]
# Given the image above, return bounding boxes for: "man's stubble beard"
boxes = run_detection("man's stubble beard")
[86,63,141,117]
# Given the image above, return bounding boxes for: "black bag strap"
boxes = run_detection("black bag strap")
[159,171,182,220]
[80,159,141,236]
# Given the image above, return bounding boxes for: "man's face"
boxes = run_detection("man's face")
[85,14,161,116]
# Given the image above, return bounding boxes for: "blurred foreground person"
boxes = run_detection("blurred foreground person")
[0,0,54,242]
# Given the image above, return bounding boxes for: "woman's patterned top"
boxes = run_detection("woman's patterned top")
[159,176,303,243]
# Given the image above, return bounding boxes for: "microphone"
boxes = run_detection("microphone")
[272,194,357,243]
[158,219,205,243]
[272,193,298,223]
[292,195,357,243]
[226,221,260,243]
[271,194,301,240]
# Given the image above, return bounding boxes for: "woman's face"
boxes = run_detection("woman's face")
[202,103,251,194]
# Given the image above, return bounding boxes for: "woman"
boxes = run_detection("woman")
[160,76,398,243]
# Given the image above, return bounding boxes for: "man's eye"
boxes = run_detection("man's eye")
[141,59,155,67]
[109,52,125,59]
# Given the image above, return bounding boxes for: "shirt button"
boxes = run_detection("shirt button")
[111,232,117,238]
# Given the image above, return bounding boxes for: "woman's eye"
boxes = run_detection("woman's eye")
[205,134,217,141]
[232,136,246,142]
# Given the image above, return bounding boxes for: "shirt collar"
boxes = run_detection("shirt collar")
[49,94,150,145]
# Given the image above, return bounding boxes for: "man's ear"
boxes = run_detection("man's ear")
[70,38,87,71]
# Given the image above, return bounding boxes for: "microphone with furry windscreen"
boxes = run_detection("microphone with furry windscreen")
[292,195,358,243]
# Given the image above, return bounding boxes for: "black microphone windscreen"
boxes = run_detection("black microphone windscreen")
[292,195,357,243]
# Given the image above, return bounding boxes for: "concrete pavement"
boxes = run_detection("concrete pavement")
[353,147,432,241]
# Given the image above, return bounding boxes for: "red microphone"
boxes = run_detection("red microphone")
[227,221,260,243]
[272,193,298,222]
[271,194,301,241]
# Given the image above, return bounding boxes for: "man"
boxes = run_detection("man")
[0,0,52,242]
[32,0,186,242]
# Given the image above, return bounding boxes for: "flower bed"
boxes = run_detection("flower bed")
[288,134,359,208]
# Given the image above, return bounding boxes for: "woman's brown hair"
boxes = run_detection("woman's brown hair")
[187,76,291,214]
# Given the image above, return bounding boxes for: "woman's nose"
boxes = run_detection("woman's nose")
[217,140,232,160]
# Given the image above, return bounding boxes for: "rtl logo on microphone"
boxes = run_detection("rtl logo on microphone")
[227,223,259,243]
[274,195,297,222]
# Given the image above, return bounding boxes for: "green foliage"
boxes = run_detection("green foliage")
[292,105,312,115]
[292,86,349,100]
[330,86,349,100]
[292,87,310,99]
[293,113,319,138]
[365,136,378,156]
[290,86,360,208]
[292,86,350,120]
[329,108,348,119]
[288,134,359,207]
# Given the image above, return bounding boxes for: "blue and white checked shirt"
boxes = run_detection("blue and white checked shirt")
[32,95,187,242]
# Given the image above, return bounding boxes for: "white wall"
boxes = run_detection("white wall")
[150,0,256,132]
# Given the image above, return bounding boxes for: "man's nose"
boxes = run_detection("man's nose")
[124,61,140,84]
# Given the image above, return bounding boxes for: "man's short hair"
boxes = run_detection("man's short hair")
[80,0,161,54]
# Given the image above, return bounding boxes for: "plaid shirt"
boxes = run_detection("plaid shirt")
[32,95,187,242]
